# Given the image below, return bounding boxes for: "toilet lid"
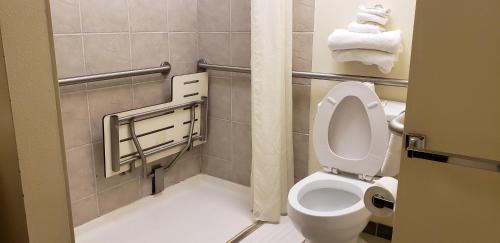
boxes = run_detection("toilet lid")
[313,82,389,178]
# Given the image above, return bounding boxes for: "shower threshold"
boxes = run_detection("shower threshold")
[74,174,253,243]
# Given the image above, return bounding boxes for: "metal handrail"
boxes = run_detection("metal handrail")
[58,62,171,86]
[197,59,408,87]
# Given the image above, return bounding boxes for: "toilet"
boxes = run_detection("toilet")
[287,81,404,243]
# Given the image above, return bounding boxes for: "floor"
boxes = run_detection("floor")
[241,216,390,243]
[74,174,253,243]
[74,174,389,243]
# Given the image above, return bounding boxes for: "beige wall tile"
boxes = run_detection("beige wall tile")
[66,145,96,202]
[133,81,168,108]
[293,77,311,85]
[231,0,251,32]
[83,34,131,74]
[292,84,310,133]
[167,0,198,32]
[71,195,99,226]
[54,35,85,78]
[98,179,141,214]
[169,33,198,63]
[199,33,230,65]
[60,91,91,149]
[87,85,134,141]
[231,122,251,186]
[292,33,313,71]
[230,33,251,67]
[80,0,129,32]
[92,142,140,192]
[293,0,315,32]
[198,0,230,32]
[50,0,81,34]
[203,117,231,160]
[131,33,169,69]
[293,132,309,182]
[201,155,232,181]
[128,0,168,32]
[231,75,251,124]
[208,77,231,120]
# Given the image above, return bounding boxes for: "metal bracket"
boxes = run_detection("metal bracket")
[406,133,448,163]
[372,194,394,210]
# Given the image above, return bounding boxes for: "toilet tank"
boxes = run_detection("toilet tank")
[381,100,406,122]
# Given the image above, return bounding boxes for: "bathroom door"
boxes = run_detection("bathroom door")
[392,1,500,242]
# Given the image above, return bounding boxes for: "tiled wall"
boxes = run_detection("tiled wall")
[51,0,201,226]
[198,0,315,185]
[51,0,314,226]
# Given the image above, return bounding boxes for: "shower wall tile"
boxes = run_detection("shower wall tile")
[198,0,230,32]
[53,35,85,78]
[83,34,131,74]
[199,33,231,66]
[98,179,141,214]
[92,142,140,192]
[231,75,251,124]
[80,0,129,33]
[231,0,251,32]
[87,85,134,141]
[202,155,233,181]
[208,77,231,120]
[49,0,81,34]
[133,80,169,108]
[292,33,313,71]
[60,91,91,149]
[167,0,198,32]
[231,122,251,186]
[169,33,198,64]
[293,132,309,182]
[130,33,169,69]
[293,0,315,32]
[71,195,99,226]
[292,84,311,133]
[230,33,251,67]
[128,0,168,32]
[203,117,232,160]
[66,145,96,202]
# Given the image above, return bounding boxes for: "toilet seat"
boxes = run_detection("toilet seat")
[313,82,389,179]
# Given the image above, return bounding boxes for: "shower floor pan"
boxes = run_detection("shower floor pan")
[75,174,253,243]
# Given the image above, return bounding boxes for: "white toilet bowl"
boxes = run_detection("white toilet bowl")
[288,82,402,243]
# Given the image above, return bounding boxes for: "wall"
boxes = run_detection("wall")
[308,0,416,173]
[199,0,316,184]
[0,0,74,241]
[50,0,202,226]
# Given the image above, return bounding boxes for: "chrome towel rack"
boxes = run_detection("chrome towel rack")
[58,61,171,86]
[197,59,408,87]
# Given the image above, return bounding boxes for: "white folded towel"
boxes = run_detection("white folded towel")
[357,12,389,26]
[348,22,385,33]
[331,49,398,73]
[381,127,404,177]
[359,5,391,17]
[328,29,402,54]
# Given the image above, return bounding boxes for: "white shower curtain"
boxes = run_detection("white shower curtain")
[250,0,294,223]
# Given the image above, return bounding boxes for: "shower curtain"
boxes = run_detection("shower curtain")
[250,0,294,222]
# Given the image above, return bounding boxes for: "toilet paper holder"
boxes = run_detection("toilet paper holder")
[372,194,394,210]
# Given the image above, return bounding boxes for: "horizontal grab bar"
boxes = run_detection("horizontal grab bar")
[197,59,408,87]
[58,62,171,86]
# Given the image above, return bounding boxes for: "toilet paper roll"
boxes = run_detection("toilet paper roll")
[364,177,398,217]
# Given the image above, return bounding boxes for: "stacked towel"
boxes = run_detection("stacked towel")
[327,5,402,73]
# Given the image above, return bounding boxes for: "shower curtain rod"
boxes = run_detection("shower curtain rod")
[58,62,171,86]
[197,59,408,87]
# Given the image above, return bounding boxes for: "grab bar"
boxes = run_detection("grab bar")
[389,113,405,135]
[58,61,171,86]
[197,59,408,87]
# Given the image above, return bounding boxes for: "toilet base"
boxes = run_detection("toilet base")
[304,236,366,243]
